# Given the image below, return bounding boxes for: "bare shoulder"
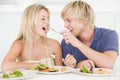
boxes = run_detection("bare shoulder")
[47,38,62,55]
[47,38,60,46]
[12,40,24,49]
[4,40,24,60]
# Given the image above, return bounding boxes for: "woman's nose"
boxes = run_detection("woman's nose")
[46,20,50,25]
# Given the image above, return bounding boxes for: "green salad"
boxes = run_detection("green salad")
[35,64,48,70]
[2,70,23,78]
[29,64,48,70]
[80,67,90,73]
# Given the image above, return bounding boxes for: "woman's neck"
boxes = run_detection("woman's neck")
[32,35,45,46]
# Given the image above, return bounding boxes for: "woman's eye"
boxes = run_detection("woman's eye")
[41,18,45,20]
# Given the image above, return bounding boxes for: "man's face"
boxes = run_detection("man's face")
[63,9,86,37]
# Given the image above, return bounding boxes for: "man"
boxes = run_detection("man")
[61,0,119,68]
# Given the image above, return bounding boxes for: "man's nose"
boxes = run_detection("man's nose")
[64,22,69,28]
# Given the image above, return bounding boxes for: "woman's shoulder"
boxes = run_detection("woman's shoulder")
[47,38,60,45]
[13,40,24,47]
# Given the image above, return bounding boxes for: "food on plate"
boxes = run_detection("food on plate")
[35,64,49,70]
[60,67,68,72]
[80,67,111,74]
[80,67,91,73]
[94,69,110,74]
[2,70,23,78]
[34,64,70,72]
[48,67,58,72]
[35,64,58,72]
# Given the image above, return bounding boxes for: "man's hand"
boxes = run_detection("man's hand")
[76,59,95,68]
[61,30,80,48]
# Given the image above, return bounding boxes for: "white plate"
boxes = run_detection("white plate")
[73,68,115,76]
[36,66,73,74]
[0,69,35,80]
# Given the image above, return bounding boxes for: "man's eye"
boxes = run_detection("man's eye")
[67,20,71,23]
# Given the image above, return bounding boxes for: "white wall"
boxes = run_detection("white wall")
[0,0,120,70]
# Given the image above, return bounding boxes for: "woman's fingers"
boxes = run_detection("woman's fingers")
[65,54,76,65]
[63,54,76,67]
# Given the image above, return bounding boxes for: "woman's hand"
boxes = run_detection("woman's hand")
[76,59,95,69]
[62,54,76,68]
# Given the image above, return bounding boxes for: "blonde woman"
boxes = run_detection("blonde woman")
[61,0,118,68]
[2,4,62,71]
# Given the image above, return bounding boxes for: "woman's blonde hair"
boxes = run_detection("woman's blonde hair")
[16,4,50,44]
[61,0,95,27]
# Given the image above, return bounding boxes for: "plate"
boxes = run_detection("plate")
[0,69,35,80]
[36,66,73,74]
[73,68,115,76]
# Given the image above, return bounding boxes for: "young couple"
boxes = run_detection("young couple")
[2,0,118,71]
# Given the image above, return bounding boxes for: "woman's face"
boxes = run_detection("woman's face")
[63,9,87,37]
[35,9,49,37]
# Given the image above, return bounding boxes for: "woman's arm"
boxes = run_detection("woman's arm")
[53,40,62,66]
[1,41,37,71]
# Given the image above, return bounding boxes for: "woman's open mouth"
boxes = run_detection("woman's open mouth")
[42,27,49,32]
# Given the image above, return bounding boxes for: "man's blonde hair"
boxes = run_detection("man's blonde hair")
[61,0,95,27]
[16,4,50,44]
